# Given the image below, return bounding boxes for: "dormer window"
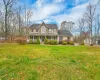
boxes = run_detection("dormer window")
[49,29,52,33]
[31,29,38,33]
[54,29,57,34]
[41,26,46,33]
[51,29,53,33]
[34,29,36,33]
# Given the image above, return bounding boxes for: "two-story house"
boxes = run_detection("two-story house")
[28,22,73,43]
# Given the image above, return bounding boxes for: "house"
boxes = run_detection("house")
[27,22,73,43]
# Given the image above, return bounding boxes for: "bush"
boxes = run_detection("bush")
[50,40,58,45]
[69,41,74,45]
[44,39,58,45]
[44,38,48,44]
[80,41,84,45]
[54,40,58,45]
[36,38,40,44]
[59,41,63,44]
[47,40,51,44]
[16,38,26,45]
[62,41,67,45]
[28,39,33,44]
[67,40,70,44]
[90,43,94,46]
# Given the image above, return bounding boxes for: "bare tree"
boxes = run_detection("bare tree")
[0,10,5,38]
[17,6,22,35]
[3,0,15,40]
[94,14,100,44]
[77,16,86,44]
[24,5,32,26]
[84,3,96,44]
[78,18,85,34]
[0,0,32,42]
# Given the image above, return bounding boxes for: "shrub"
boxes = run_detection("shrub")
[16,38,26,45]
[33,41,37,44]
[62,41,67,45]
[36,38,40,44]
[28,39,33,44]
[50,40,54,45]
[59,41,63,44]
[90,43,94,46]
[47,40,51,44]
[67,40,70,44]
[54,40,58,45]
[50,40,58,45]
[44,39,58,45]
[44,38,48,44]
[80,41,84,45]
[69,41,74,45]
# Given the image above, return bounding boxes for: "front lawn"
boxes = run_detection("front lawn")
[0,44,100,80]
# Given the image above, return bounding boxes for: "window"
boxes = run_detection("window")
[41,26,46,33]
[34,29,36,33]
[33,29,38,33]
[49,29,52,33]
[49,29,56,34]
[31,29,33,32]
[54,29,57,34]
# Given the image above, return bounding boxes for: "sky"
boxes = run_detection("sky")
[19,0,98,26]
[0,0,98,27]
[18,0,88,25]
[17,0,99,35]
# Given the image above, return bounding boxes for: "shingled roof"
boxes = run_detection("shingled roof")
[58,29,73,37]
[30,22,58,29]
[30,24,40,29]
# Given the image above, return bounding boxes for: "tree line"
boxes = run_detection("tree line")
[77,0,100,45]
[0,0,32,42]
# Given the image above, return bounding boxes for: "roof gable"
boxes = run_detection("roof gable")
[30,22,58,29]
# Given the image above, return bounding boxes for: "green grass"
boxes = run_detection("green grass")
[0,44,100,80]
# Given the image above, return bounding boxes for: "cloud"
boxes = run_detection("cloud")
[51,3,88,26]
[30,0,65,22]
[35,0,46,8]
[43,19,53,23]
[29,0,98,29]
[53,0,65,3]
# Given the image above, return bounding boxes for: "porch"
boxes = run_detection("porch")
[29,36,58,43]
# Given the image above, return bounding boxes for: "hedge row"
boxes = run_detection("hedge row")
[16,38,75,45]
[28,38,40,44]
[44,38,58,45]
[60,41,74,45]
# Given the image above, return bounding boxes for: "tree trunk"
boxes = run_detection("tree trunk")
[5,6,8,41]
